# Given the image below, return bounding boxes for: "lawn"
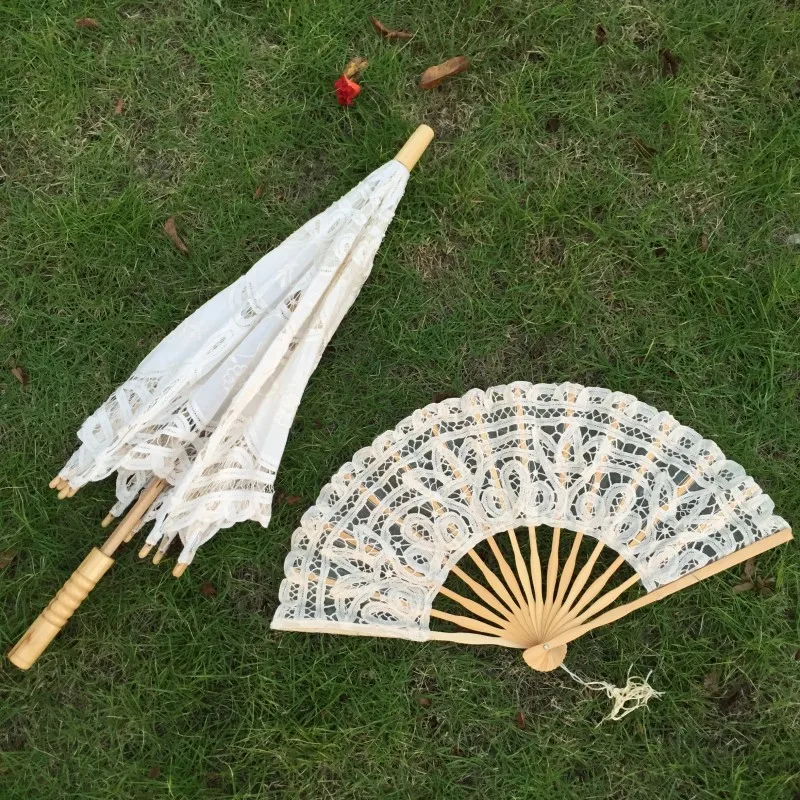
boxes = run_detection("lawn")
[1,0,799,797]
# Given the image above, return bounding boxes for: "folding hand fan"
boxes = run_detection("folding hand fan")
[272,382,792,674]
[9,126,434,670]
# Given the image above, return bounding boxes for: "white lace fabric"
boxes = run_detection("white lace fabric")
[58,160,410,564]
[271,382,788,639]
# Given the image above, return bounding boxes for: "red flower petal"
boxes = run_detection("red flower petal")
[334,75,361,106]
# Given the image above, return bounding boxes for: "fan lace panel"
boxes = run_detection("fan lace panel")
[274,383,788,639]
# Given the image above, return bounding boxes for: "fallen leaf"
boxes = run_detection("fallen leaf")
[733,580,754,594]
[0,550,16,569]
[343,57,368,79]
[545,115,561,133]
[76,18,101,29]
[199,581,217,598]
[114,98,125,115]
[416,696,432,708]
[419,56,470,90]
[164,216,189,255]
[703,671,719,694]
[10,366,29,386]
[371,17,413,41]
[742,557,757,580]
[757,578,775,597]
[514,710,526,729]
[698,232,709,253]
[253,183,265,200]
[283,494,302,506]
[659,49,679,78]
[632,135,657,159]
[146,766,161,780]
[595,24,608,46]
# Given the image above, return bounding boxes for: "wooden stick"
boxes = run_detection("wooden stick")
[529,525,544,624]
[428,630,525,649]
[8,478,167,670]
[545,555,626,636]
[394,125,434,171]
[542,530,583,633]
[546,538,604,633]
[101,513,115,528]
[429,608,520,641]
[525,527,793,657]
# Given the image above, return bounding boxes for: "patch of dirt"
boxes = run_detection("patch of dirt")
[419,99,476,140]
[529,234,565,266]
[408,241,459,281]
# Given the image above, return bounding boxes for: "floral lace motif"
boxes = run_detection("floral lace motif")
[58,160,410,564]
[271,382,788,639]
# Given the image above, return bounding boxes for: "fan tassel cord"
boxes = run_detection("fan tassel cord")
[559,664,663,723]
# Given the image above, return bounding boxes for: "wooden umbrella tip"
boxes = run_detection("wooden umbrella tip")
[138,544,153,559]
[48,476,61,489]
[57,486,71,500]
[101,513,115,528]
[172,563,188,578]
[152,551,164,565]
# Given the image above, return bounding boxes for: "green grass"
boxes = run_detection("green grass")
[1,0,799,797]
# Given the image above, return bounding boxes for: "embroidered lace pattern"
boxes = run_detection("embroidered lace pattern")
[272,382,788,639]
[57,160,410,564]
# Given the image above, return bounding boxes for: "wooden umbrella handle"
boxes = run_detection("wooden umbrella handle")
[8,547,114,670]
[394,125,434,171]
[8,478,167,670]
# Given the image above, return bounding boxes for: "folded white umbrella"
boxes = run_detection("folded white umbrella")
[10,125,434,669]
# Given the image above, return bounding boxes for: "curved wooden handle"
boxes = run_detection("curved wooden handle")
[8,548,114,670]
[393,125,434,171]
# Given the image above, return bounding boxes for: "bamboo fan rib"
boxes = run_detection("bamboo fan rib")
[271,382,792,671]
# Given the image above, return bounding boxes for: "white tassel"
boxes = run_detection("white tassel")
[559,664,663,723]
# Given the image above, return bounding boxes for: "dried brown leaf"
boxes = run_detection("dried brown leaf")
[76,18,101,29]
[343,57,369,79]
[10,366,29,386]
[114,98,125,115]
[733,580,754,594]
[164,216,189,255]
[371,17,414,41]
[595,24,608,46]
[703,670,719,694]
[419,56,470,90]
[698,232,709,253]
[659,49,679,78]
[146,766,161,780]
[199,581,217,598]
[416,696,432,708]
[283,494,302,506]
[742,557,757,580]
[544,115,561,133]
[0,550,16,569]
[514,710,526,729]
[253,183,265,200]
[632,135,657,159]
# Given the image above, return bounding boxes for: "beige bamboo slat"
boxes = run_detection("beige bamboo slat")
[526,527,793,656]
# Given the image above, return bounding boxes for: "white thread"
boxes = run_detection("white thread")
[559,664,663,723]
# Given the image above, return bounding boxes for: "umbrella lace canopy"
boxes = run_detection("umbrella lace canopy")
[10,126,434,670]
[62,156,413,565]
